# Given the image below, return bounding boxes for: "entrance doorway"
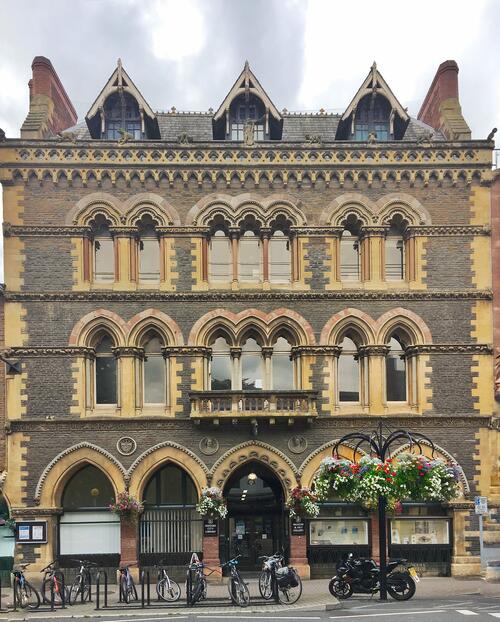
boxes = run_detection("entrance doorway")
[221,462,286,571]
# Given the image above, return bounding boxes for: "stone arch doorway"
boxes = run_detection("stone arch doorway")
[221,461,286,571]
[139,462,202,572]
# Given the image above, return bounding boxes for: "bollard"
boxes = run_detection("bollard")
[140,570,145,609]
[186,567,192,607]
[146,570,150,606]
[12,580,17,612]
[50,575,55,612]
[271,565,279,604]
[60,573,66,610]
[104,571,108,608]
[88,569,92,603]
[95,571,100,610]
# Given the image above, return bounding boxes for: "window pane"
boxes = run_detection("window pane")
[60,512,120,555]
[242,337,263,389]
[139,238,160,281]
[340,231,360,280]
[210,232,232,281]
[144,464,198,506]
[96,356,116,404]
[144,356,165,404]
[390,519,449,545]
[62,465,115,510]
[94,238,114,281]
[239,232,262,282]
[211,336,232,389]
[270,231,291,283]
[386,337,406,401]
[272,337,293,389]
[309,519,369,545]
[386,235,405,280]
[339,337,359,402]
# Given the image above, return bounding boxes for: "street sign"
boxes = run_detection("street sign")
[475,496,488,515]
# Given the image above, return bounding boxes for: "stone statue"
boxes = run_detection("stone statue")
[244,120,255,146]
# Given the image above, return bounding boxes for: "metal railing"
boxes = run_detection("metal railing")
[189,390,318,416]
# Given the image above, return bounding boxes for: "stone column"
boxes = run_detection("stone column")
[359,226,387,287]
[261,346,273,390]
[262,227,270,289]
[113,347,143,416]
[230,227,239,289]
[110,227,136,290]
[360,345,389,414]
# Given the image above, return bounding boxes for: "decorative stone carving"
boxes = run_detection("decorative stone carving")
[288,436,308,454]
[116,437,137,456]
[199,437,219,456]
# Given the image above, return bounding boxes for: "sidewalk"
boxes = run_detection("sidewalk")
[2,577,498,620]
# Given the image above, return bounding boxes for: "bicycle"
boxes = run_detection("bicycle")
[118,564,138,604]
[155,562,181,602]
[223,555,250,607]
[258,553,284,600]
[68,559,97,604]
[12,563,41,609]
[186,559,207,606]
[40,561,67,606]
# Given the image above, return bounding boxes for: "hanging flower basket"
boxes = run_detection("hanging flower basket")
[313,453,460,509]
[286,486,320,519]
[196,487,228,519]
[109,491,144,523]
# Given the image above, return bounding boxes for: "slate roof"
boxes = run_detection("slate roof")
[64,112,444,143]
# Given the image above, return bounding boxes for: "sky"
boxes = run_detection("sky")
[0,0,499,280]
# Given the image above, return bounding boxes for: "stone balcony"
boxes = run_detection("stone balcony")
[189,390,318,423]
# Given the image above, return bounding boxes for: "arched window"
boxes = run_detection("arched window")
[94,333,117,405]
[385,215,406,281]
[269,230,291,283]
[340,229,360,281]
[239,230,262,282]
[241,336,263,390]
[92,215,114,282]
[143,464,198,507]
[211,336,232,390]
[354,94,391,141]
[138,215,160,282]
[229,94,265,141]
[142,331,165,404]
[386,336,406,401]
[103,92,141,140]
[338,337,360,402]
[209,229,232,282]
[60,465,119,557]
[272,336,293,390]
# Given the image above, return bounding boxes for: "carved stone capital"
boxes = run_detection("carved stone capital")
[291,345,342,357]
[109,227,137,238]
[359,226,389,239]
[112,346,144,358]
[230,347,242,358]
[358,345,391,357]
[162,346,212,357]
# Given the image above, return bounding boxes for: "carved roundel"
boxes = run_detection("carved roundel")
[288,435,308,454]
[199,437,219,456]
[116,437,137,456]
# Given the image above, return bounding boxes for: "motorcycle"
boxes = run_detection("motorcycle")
[328,553,418,601]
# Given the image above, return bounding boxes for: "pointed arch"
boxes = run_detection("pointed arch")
[376,193,432,226]
[34,443,126,507]
[188,308,315,347]
[320,308,376,345]
[69,309,127,347]
[126,309,184,347]
[209,441,298,490]
[319,193,377,226]
[126,441,208,499]
[123,193,181,226]
[376,308,432,345]
[67,192,123,225]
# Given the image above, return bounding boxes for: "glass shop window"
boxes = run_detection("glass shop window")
[390,518,450,545]
[309,519,369,546]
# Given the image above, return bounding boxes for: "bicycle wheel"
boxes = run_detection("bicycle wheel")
[42,578,64,605]
[157,576,181,602]
[231,579,250,607]
[121,575,130,604]
[69,574,90,604]
[191,577,204,605]
[278,574,302,605]
[258,571,272,599]
[17,581,41,609]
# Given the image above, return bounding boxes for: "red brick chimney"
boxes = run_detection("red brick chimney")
[418,60,471,140]
[21,56,77,138]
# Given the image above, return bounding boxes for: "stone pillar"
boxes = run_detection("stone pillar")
[120,518,139,579]
[361,345,389,414]
[262,228,270,289]
[110,227,136,290]
[230,227,239,289]
[360,226,387,287]
[289,530,311,579]
[113,347,143,416]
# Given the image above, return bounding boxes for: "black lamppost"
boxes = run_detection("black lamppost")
[332,419,436,601]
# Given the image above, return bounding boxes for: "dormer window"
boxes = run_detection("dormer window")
[230,94,265,141]
[354,95,391,141]
[103,92,141,140]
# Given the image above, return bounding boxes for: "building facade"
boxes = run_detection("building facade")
[0,56,499,580]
